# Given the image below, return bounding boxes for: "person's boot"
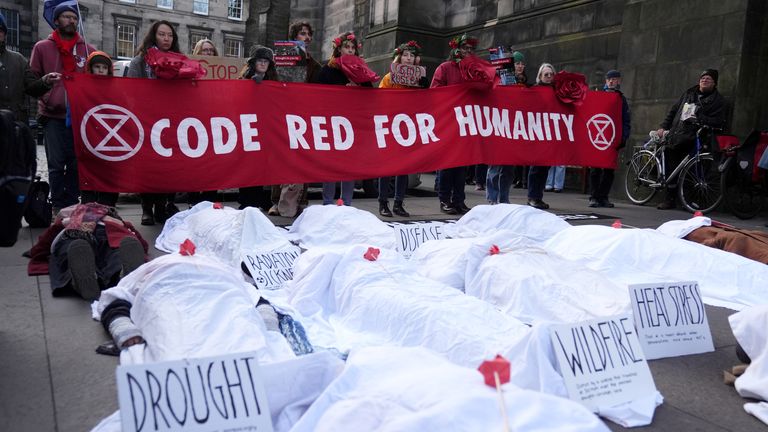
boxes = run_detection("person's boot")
[141,202,155,226]
[119,237,145,277]
[153,198,168,224]
[393,200,410,217]
[440,202,458,215]
[379,201,393,217]
[67,239,100,301]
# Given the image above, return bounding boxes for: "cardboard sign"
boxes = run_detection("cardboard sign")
[390,64,427,87]
[117,352,273,432]
[629,281,714,360]
[188,55,245,80]
[394,221,445,258]
[549,314,657,412]
[242,245,301,289]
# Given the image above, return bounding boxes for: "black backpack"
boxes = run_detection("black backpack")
[0,110,37,246]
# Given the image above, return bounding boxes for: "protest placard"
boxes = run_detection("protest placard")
[187,55,245,80]
[629,281,714,360]
[393,222,445,258]
[117,352,273,432]
[242,245,302,289]
[549,314,657,412]
[390,64,427,87]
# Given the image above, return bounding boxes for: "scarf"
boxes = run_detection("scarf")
[51,30,79,73]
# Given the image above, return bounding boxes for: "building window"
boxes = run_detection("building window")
[157,0,173,10]
[224,38,242,57]
[189,32,211,53]
[193,0,209,15]
[370,0,398,26]
[0,9,20,51]
[116,22,137,59]
[228,0,243,20]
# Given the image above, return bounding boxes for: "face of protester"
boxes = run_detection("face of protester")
[340,40,357,56]
[199,42,216,56]
[255,58,270,73]
[400,50,416,65]
[91,63,110,76]
[514,61,525,75]
[540,67,554,84]
[606,76,620,89]
[155,24,174,52]
[55,12,79,37]
[296,26,312,44]
[459,43,474,58]
[699,75,715,93]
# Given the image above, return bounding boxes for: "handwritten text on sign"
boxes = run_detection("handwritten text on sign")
[188,55,245,80]
[242,245,301,289]
[549,314,657,412]
[117,352,273,432]
[394,222,445,258]
[629,281,714,360]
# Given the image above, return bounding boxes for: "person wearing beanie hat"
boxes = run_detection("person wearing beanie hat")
[654,68,727,209]
[52,4,79,25]
[86,50,113,76]
[589,69,631,208]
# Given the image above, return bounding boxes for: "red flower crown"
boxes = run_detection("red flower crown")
[332,32,362,50]
[392,40,422,58]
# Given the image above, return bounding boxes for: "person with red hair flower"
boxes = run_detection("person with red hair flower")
[318,31,376,207]
[430,33,479,215]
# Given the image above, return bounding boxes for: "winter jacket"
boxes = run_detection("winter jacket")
[0,48,49,122]
[318,64,373,87]
[603,85,631,147]
[28,33,95,119]
[661,85,727,149]
[430,60,463,88]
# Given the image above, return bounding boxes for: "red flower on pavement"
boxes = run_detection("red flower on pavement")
[363,247,380,261]
[611,219,622,229]
[213,202,223,209]
[553,71,588,106]
[489,244,500,255]
[179,239,196,256]
[694,211,704,217]
[336,198,344,206]
[478,354,511,387]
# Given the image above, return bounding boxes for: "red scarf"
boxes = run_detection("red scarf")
[51,30,79,73]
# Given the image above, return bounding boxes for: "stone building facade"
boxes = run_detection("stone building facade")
[1,0,39,57]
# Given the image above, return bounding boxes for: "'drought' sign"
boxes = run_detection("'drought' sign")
[629,281,714,360]
[117,351,274,432]
[549,314,657,413]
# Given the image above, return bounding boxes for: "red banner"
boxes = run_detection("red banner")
[65,74,621,192]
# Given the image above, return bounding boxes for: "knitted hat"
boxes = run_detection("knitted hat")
[700,69,718,85]
[392,40,422,59]
[53,4,79,21]
[606,69,621,79]
[0,13,7,34]
[248,45,274,64]
[86,51,112,73]
[512,51,524,63]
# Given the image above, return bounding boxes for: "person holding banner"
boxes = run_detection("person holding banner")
[319,32,374,206]
[127,21,183,225]
[29,4,95,215]
[376,40,427,217]
[431,33,479,215]
[510,51,530,189]
[527,63,558,210]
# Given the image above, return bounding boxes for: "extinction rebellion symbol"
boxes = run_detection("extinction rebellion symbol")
[586,114,615,151]
[80,104,144,161]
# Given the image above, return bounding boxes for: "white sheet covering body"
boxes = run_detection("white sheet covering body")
[292,346,610,432]
[544,225,768,310]
[730,305,768,402]
[287,205,396,250]
[155,202,292,267]
[656,216,711,238]
[444,204,570,242]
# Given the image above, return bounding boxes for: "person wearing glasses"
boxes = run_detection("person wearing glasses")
[527,63,558,210]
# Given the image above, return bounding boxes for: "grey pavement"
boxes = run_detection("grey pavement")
[1,171,767,432]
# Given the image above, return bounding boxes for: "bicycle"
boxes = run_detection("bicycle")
[718,130,768,219]
[624,125,723,213]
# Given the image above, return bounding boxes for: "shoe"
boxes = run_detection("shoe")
[588,198,600,208]
[153,203,168,224]
[512,181,523,189]
[393,201,410,217]
[379,202,393,217]
[554,189,562,193]
[527,199,550,210]
[657,200,676,210]
[544,187,554,192]
[475,184,485,191]
[600,198,615,208]
[119,237,145,277]
[67,239,100,301]
[267,205,279,216]
[141,203,155,226]
[440,202,458,215]
[165,202,180,217]
[456,203,471,214]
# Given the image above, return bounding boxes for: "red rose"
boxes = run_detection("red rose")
[338,54,380,83]
[179,239,196,256]
[333,37,342,47]
[489,244,500,255]
[363,247,380,261]
[346,34,355,40]
[553,71,588,106]
[458,55,499,86]
[449,40,458,49]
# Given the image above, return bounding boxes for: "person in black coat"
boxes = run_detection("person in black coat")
[655,69,727,209]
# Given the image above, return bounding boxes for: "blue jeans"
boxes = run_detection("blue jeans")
[527,166,550,200]
[378,175,407,203]
[322,181,354,205]
[546,166,566,190]
[43,118,80,208]
[437,166,466,206]
[486,165,514,203]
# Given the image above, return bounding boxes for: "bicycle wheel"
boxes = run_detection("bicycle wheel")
[720,168,764,219]
[624,150,659,204]
[678,154,723,213]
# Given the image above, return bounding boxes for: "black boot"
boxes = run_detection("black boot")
[141,201,155,226]
[393,200,410,217]
[379,201,393,217]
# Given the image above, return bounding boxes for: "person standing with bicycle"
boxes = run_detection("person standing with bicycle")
[655,69,727,209]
